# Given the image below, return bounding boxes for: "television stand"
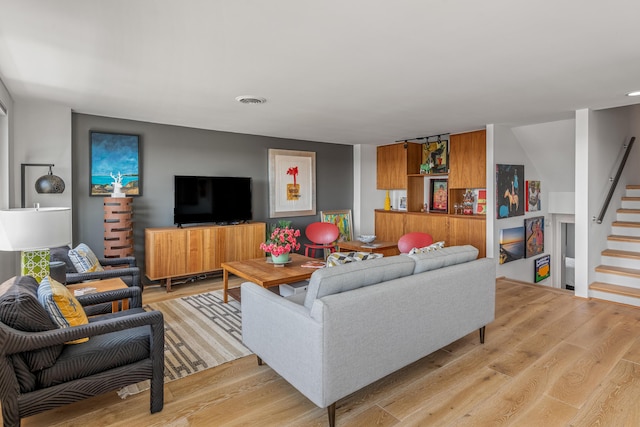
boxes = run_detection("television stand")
[145,222,266,292]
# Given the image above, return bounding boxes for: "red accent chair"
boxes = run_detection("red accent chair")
[304,222,340,259]
[397,232,434,254]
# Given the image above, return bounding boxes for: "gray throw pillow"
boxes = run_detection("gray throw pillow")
[0,276,64,371]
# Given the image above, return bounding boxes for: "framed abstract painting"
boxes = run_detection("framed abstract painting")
[268,149,316,217]
[90,131,141,196]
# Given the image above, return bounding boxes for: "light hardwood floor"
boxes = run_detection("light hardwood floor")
[20,276,640,426]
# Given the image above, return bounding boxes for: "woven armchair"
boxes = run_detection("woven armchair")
[50,246,142,289]
[0,276,164,427]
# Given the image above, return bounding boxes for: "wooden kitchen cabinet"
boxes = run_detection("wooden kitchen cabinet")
[449,216,486,258]
[374,210,405,243]
[449,129,486,189]
[376,142,422,189]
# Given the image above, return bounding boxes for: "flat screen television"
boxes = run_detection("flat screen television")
[174,175,252,226]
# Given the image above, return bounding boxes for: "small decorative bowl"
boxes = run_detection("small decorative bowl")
[357,235,376,244]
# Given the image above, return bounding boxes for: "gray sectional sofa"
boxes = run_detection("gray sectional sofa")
[241,245,496,427]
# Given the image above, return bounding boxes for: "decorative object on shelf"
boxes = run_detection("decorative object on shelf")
[476,189,487,214]
[534,254,551,283]
[398,196,407,211]
[90,131,141,196]
[259,220,301,264]
[462,189,475,215]
[525,216,544,258]
[421,135,449,174]
[21,163,66,208]
[320,210,353,243]
[268,149,316,217]
[430,179,448,212]
[110,171,126,198]
[357,235,376,244]
[526,180,541,212]
[384,190,391,211]
[496,164,524,219]
[499,226,524,265]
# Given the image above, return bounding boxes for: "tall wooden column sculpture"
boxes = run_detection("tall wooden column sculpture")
[104,197,134,258]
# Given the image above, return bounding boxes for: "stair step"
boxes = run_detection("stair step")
[595,264,640,278]
[601,249,640,260]
[617,208,640,214]
[612,221,640,228]
[589,282,640,299]
[627,185,640,190]
[608,235,640,243]
[622,197,640,202]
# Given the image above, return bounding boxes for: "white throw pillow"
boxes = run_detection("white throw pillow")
[408,241,445,255]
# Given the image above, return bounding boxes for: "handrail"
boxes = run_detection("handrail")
[595,136,635,224]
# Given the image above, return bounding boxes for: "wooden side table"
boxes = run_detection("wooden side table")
[337,240,400,257]
[66,277,129,313]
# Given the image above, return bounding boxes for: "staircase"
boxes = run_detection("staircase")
[589,185,640,307]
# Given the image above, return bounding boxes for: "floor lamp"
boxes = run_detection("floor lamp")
[0,207,71,282]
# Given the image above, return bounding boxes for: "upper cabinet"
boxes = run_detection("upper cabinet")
[448,130,486,189]
[376,142,422,190]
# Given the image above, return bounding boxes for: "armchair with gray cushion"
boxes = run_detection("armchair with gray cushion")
[0,276,164,427]
[50,245,142,289]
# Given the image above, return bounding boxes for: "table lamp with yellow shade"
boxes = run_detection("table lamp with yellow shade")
[0,207,71,282]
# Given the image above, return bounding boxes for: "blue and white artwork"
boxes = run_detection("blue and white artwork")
[90,132,141,196]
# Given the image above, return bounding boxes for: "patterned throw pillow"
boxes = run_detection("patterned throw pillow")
[326,251,383,267]
[408,241,445,255]
[68,243,104,273]
[38,276,89,344]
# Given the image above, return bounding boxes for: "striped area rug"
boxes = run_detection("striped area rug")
[118,290,251,398]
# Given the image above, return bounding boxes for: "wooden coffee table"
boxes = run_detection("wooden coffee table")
[337,240,400,257]
[222,253,317,303]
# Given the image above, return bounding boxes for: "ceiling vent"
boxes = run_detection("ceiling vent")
[235,95,267,104]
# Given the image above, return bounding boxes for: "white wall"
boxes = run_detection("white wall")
[12,100,72,209]
[353,144,379,236]
[0,78,16,281]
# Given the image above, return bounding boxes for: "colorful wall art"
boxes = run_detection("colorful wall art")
[496,164,524,218]
[534,254,551,283]
[525,216,544,258]
[499,226,524,264]
[526,180,541,212]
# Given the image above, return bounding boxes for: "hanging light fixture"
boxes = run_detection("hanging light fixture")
[21,163,66,208]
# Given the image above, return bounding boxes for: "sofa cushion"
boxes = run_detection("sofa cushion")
[68,243,104,273]
[50,245,75,273]
[408,240,445,255]
[38,276,90,344]
[408,245,479,274]
[303,255,415,309]
[326,251,383,267]
[36,320,150,388]
[0,276,63,371]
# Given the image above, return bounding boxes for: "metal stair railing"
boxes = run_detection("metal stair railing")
[595,136,636,224]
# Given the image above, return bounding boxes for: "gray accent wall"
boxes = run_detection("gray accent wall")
[72,114,353,285]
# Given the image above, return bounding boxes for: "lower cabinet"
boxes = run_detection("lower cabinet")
[145,222,266,287]
[375,210,485,257]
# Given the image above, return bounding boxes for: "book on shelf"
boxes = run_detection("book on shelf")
[301,260,326,269]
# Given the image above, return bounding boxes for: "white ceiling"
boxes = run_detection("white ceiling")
[1,0,639,146]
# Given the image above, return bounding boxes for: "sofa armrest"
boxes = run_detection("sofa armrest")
[99,257,136,268]
[0,310,164,355]
[241,282,326,407]
[66,266,141,289]
[76,286,142,309]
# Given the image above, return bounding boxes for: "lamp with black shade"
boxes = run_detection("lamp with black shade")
[0,207,71,283]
